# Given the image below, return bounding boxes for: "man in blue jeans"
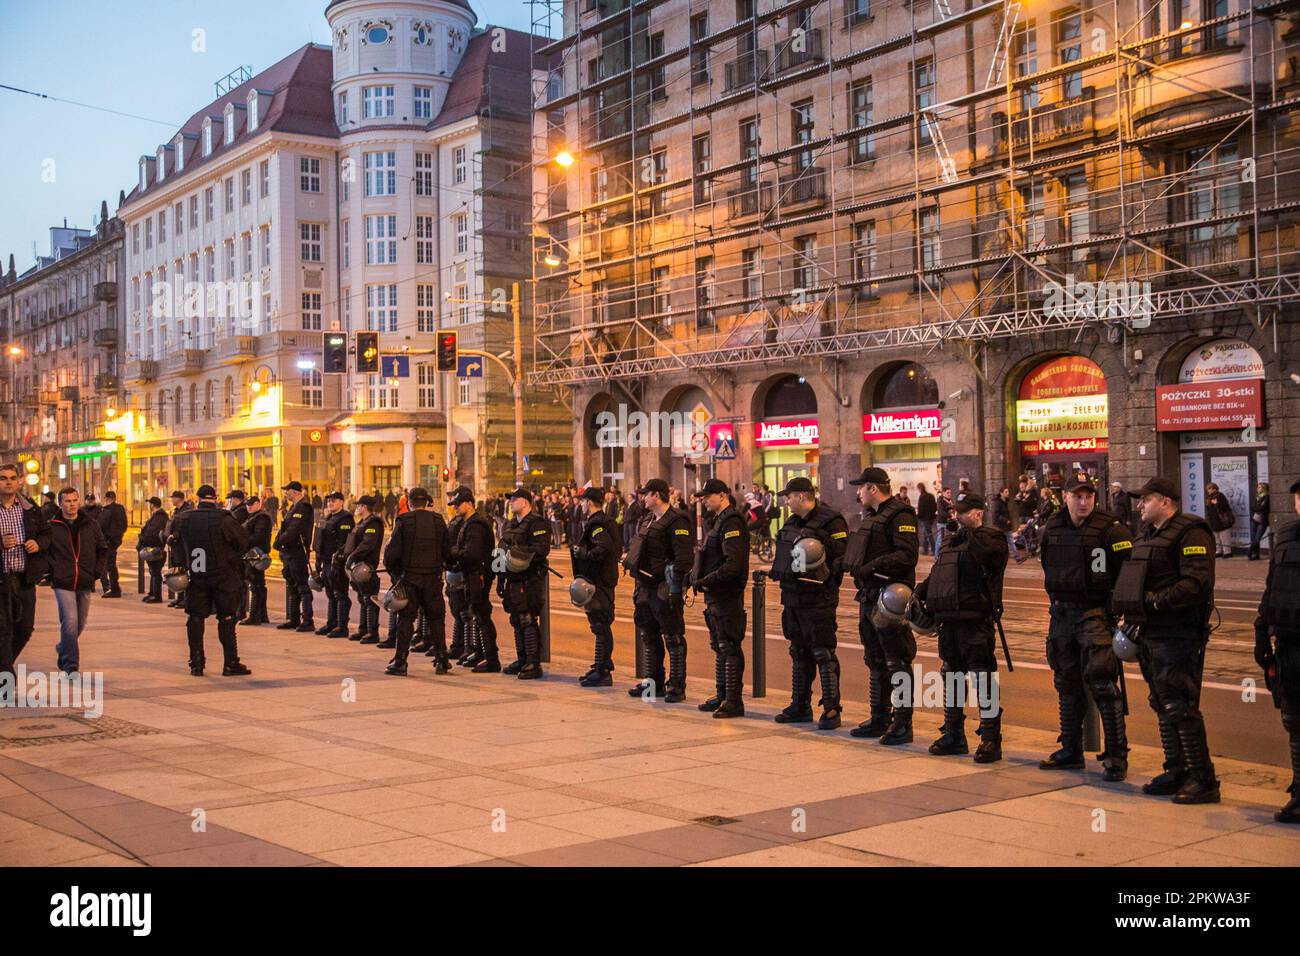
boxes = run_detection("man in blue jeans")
[47,488,108,674]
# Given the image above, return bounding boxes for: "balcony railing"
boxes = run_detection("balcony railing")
[726,181,773,219]
[94,373,120,394]
[39,390,61,405]
[774,30,823,74]
[215,335,258,365]
[93,281,118,302]
[1006,93,1094,149]
[779,166,827,206]
[92,327,119,348]
[724,51,768,92]
[162,349,206,376]
[124,359,158,383]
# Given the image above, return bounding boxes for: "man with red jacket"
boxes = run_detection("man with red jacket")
[47,488,108,674]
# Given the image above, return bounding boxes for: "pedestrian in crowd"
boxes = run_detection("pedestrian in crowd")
[384,490,398,525]
[172,485,251,678]
[137,496,168,604]
[82,493,103,526]
[916,481,937,556]
[40,490,58,523]
[1111,481,1134,533]
[896,485,911,508]
[622,491,642,551]
[1205,482,1236,558]
[1250,482,1270,560]
[47,488,108,675]
[990,486,1013,548]
[934,486,954,557]
[263,490,279,528]
[97,490,127,598]
[0,463,50,682]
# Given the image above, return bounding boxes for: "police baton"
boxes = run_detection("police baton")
[995,613,1014,672]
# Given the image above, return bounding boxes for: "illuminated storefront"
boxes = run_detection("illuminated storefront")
[1016,355,1109,487]
[863,362,943,495]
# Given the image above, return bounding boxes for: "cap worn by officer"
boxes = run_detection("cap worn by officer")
[448,485,475,507]
[778,476,815,497]
[282,480,304,492]
[147,496,162,507]
[196,485,218,500]
[955,492,987,513]
[849,467,891,487]
[1128,477,1180,501]
[170,491,185,502]
[357,494,378,510]
[1063,475,1097,495]
[509,487,534,504]
[692,478,730,499]
[408,487,432,507]
[636,478,670,498]
[580,486,605,504]
[227,489,246,501]
[326,491,345,502]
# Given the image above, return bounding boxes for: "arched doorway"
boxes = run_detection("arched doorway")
[1015,354,1109,490]
[861,361,943,499]
[752,374,818,511]
[583,392,622,490]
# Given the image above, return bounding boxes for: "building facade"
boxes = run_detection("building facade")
[531,0,1300,533]
[0,208,125,500]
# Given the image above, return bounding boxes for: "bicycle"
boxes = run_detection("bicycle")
[750,533,774,562]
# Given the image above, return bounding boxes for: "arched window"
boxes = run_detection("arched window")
[763,374,817,418]
[174,387,183,425]
[157,390,167,427]
[873,362,938,409]
[189,383,198,421]
[224,377,235,417]
[205,381,215,420]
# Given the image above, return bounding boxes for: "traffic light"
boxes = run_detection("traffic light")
[436,331,458,373]
[441,466,450,482]
[323,332,347,374]
[356,331,379,373]
[23,458,40,488]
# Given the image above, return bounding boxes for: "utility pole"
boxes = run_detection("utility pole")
[511,281,524,489]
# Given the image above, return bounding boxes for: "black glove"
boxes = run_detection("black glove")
[1144,590,1160,613]
[1255,620,1273,670]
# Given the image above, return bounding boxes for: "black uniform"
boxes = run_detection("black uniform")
[1256,515,1300,822]
[626,507,692,698]
[240,508,273,624]
[447,511,498,668]
[172,501,250,674]
[228,500,250,617]
[1113,511,1218,801]
[273,497,314,628]
[138,509,169,601]
[340,514,383,641]
[384,509,450,672]
[314,508,355,636]
[846,498,919,740]
[498,508,552,678]
[97,501,127,596]
[915,523,1009,759]
[164,501,192,606]
[1039,508,1133,777]
[769,503,849,722]
[571,507,621,683]
[692,504,749,715]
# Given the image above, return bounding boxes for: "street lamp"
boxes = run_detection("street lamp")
[6,345,22,457]
[553,150,575,168]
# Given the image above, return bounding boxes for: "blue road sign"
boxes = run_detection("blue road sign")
[380,355,410,378]
[713,435,737,460]
[458,355,484,378]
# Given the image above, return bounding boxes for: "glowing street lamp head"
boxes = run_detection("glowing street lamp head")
[554,150,575,168]
[297,358,316,371]
[7,345,20,357]
[543,254,561,268]
[250,381,263,395]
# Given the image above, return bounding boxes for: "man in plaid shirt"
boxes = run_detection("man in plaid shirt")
[0,462,51,685]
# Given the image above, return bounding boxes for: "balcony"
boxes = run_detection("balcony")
[724,51,768,92]
[779,166,827,207]
[124,359,158,384]
[727,181,773,220]
[1169,233,1244,279]
[162,349,206,376]
[1005,93,1094,150]
[1133,48,1249,130]
[259,330,323,356]
[93,281,118,302]
[94,373,120,394]
[60,386,79,403]
[774,30,823,75]
[215,335,258,365]
[39,390,61,406]
[92,327,119,348]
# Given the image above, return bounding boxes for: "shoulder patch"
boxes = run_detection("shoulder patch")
[724,529,740,539]
[674,528,690,535]
[897,524,917,534]
[533,529,548,535]
[1183,544,1207,556]
[1111,540,1132,551]
[365,528,377,534]
[831,530,848,539]
[591,526,604,535]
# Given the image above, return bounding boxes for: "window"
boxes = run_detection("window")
[337,90,349,126]
[792,100,814,171]
[158,211,167,244]
[225,240,236,279]
[301,368,323,408]
[302,292,322,331]
[1186,143,1240,241]
[742,246,761,300]
[1018,183,1046,252]
[695,255,715,327]
[239,169,251,206]
[368,374,398,410]
[417,363,437,408]
[259,226,270,268]
[145,218,153,250]
[365,215,397,264]
[793,236,816,290]
[417,284,436,332]
[1054,10,1082,99]
[342,220,350,268]
[453,284,470,325]
[690,14,709,86]
[363,85,396,119]
[1013,20,1039,112]
[204,187,214,222]
[248,92,259,131]
[647,32,666,100]
[848,0,871,23]
[454,213,468,255]
[202,122,212,157]
[414,86,433,119]
[260,160,270,199]
[452,146,467,185]
[132,224,140,255]
[174,202,184,237]
[914,60,935,145]
[241,234,253,274]
[415,151,434,196]
[1063,171,1090,261]
[300,157,321,193]
[296,222,321,263]
[416,215,435,264]
[189,195,199,229]
[650,265,671,319]
[225,107,236,145]
[205,248,215,282]
[919,208,940,270]
[224,178,235,213]
[853,221,878,297]
[693,134,711,204]
[850,80,875,163]
[739,117,760,189]
[364,151,396,196]
[366,284,398,332]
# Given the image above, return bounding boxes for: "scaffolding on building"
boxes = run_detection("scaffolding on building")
[527,0,1300,390]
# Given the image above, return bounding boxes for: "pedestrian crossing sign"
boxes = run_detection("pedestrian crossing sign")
[713,434,737,460]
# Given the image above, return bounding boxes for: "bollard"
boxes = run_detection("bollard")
[750,569,767,698]
[1083,693,1101,753]
[541,574,551,663]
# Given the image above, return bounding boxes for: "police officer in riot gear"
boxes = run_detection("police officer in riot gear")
[691,478,749,718]
[768,476,849,729]
[1256,476,1300,823]
[164,490,191,608]
[845,467,919,743]
[626,478,692,700]
[239,495,272,625]
[1113,477,1219,804]
[914,492,1009,762]
[340,495,384,643]
[447,486,499,671]
[138,496,168,604]
[314,492,354,637]
[1038,475,1133,780]
[172,485,251,677]
[273,481,315,631]
[383,487,449,675]
[571,485,619,686]
[226,490,251,619]
[498,488,552,679]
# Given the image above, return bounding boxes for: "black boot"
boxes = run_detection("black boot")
[698,654,726,712]
[973,709,1002,764]
[775,653,814,723]
[316,594,337,635]
[460,614,483,667]
[850,669,892,738]
[1171,712,1220,805]
[814,649,841,729]
[1097,697,1129,782]
[1278,715,1300,824]
[714,656,745,719]
[880,706,913,745]
[249,586,269,625]
[472,615,503,673]
[385,655,408,676]
[186,617,205,676]
[663,635,687,702]
[376,610,398,648]
[1142,711,1187,795]
[447,614,465,660]
[411,613,431,653]
[502,625,526,675]
[627,632,662,698]
[1039,691,1086,770]
[359,601,380,644]
[217,619,251,676]
[580,631,614,687]
[517,616,543,680]
[929,707,969,755]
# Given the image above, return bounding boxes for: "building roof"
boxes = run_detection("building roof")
[326,0,476,21]
[120,44,336,211]
[427,27,545,131]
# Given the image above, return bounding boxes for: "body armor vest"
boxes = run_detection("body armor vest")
[500,512,548,579]
[575,511,619,588]
[399,510,445,575]
[630,508,683,583]
[1041,509,1123,605]
[844,498,917,587]
[1262,520,1300,628]
[178,505,234,579]
[1111,512,1212,623]
[698,507,747,596]
[926,527,1002,621]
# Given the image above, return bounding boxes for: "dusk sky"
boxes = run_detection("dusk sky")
[0,0,536,270]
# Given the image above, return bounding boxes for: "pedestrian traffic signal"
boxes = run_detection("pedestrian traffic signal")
[356,331,379,373]
[323,332,348,374]
[436,331,457,372]
[441,466,450,482]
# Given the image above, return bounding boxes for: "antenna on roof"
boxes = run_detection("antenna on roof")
[214,65,254,98]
